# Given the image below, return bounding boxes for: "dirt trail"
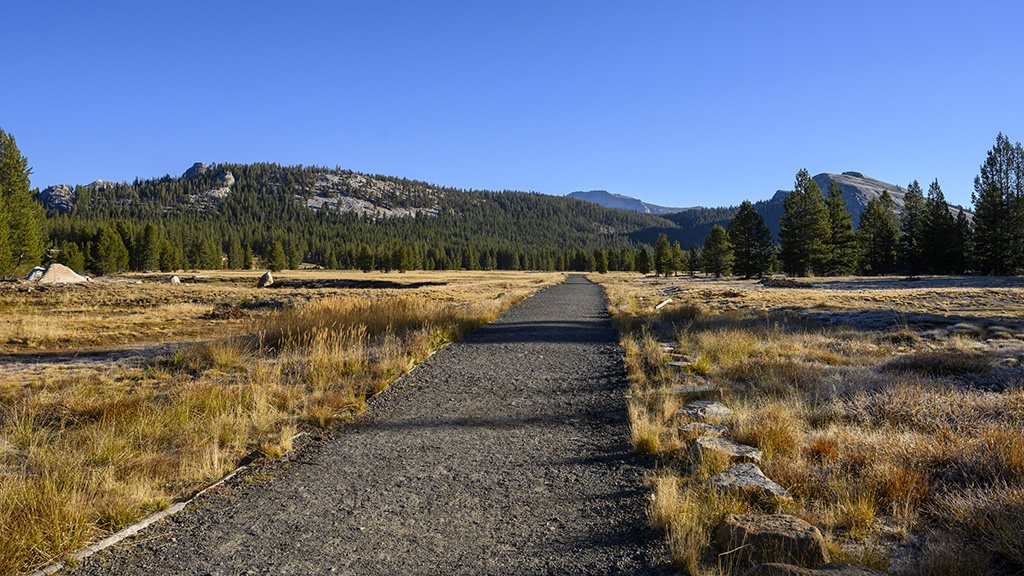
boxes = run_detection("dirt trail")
[72,274,669,575]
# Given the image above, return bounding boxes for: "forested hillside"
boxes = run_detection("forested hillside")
[41,162,680,273]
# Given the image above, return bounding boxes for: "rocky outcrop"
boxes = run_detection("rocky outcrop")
[567,190,692,214]
[691,436,763,465]
[37,184,76,214]
[37,263,88,284]
[217,171,235,187]
[86,179,120,190]
[709,463,792,501]
[183,162,210,179]
[258,271,274,288]
[743,563,886,576]
[716,514,830,568]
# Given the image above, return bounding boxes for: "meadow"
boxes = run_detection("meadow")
[0,269,563,576]
[592,272,1024,575]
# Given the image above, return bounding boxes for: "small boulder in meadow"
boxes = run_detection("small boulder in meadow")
[709,463,791,502]
[716,513,830,568]
[691,436,762,465]
[676,400,733,422]
[258,271,274,288]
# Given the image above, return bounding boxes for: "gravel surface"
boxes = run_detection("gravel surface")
[71,274,670,575]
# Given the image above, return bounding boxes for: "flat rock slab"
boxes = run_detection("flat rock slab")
[691,436,762,464]
[717,513,830,568]
[709,463,792,502]
[70,275,670,576]
[680,422,729,437]
[665,361,693,370]
[669,384,720,397]
[676,400,733,422]
[743,563,886,576]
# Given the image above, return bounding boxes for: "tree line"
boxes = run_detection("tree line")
[679,134,1020,279]
[1,127,1022,279]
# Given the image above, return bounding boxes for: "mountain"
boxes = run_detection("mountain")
[566,190,691,215]
[40,162,680,272]
[770,172,971,225]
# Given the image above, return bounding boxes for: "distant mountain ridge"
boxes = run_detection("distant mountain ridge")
[566,190,691,215]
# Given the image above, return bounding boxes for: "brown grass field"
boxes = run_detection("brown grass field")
[592,272,1024,575]
[0,269,564,576]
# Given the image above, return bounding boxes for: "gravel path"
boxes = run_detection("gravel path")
[72,274,669,575]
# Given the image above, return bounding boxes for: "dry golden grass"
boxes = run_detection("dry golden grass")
[593,272,1024,575]
[0,270,563,576]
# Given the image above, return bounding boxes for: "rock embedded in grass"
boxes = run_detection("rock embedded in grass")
[716,513,830,568]
[691,436,762,465]
[258,272,274,288]
[676,400,733,422]
[669,384,720,398]
[709,463,792,502]
[680,422,729,437]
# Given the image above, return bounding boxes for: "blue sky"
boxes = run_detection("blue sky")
[4,1,1022,209]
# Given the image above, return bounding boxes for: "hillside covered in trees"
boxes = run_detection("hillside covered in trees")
[37,161,681,274]
[2,127,1020,279]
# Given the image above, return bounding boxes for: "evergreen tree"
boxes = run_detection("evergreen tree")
[972,133,1024,274]
[267,241,287,272]
[141,222,162,271]
[921,180,956,274]
[227,235,244,269]
[952,208,973,274]
[671,241,686,276]
[635,247,652,275]
[857,192,899,275]
[594,248,608,273]
[0,128,44,273]
[688,246,700,276]
[824,180,856,275]
[159,240,178,272]
[900,180,926,275]
[653,233,672,277]
[620,248,635,272]
[56,241,85,273]
[702,224,734,278]
[356,243,374,272]
[779,169,829,276]
[243,244,253,270]
[727,200,774,279]
[92,224,130,274]
[392,244,409,272]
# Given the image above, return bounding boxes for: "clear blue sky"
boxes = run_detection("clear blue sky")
[5,1,1022,209]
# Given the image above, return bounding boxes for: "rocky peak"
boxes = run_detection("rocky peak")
[183,162,210,179]
[217,171,235,187]
[37,184,76,214]
[87,179,119,190]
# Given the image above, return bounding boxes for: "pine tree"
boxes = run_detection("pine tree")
[141,222,162,271]
[267,241,287,272]
[671,241,685,276]
[972,133,1024,274]
[356,244,374,273]
[900,180,926,275]
[687,246,700,276]
[824,180,856,275]
[952,208,973,274]
[921,180,956,274]
[92,224,130,275]
[635,247,652,275]
[0,128,44,274]
[594,248,608,273]
[702,224,734,278]
[227,235,243,269]
[857,192,899,275]
[727,200,774,279]
[159,240,178,272]
[653,233,672,277]
[56,241,85,273]
[779,169,829,276]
